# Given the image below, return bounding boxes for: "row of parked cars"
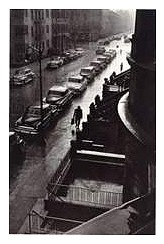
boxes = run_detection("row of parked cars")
[14,47,117,137]
[46,48,84,70]
[10,48,85,86]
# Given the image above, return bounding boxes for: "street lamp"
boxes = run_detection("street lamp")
[27,44,43,125]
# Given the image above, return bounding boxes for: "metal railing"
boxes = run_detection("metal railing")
[28,209,83,234]
[47,149,71,199]
[48,183,123,208]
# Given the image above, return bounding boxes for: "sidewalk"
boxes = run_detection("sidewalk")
[18,198,47,234]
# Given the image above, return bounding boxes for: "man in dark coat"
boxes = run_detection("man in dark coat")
[73,106,83,129]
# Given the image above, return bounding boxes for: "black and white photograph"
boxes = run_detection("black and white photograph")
[3,1,158,239]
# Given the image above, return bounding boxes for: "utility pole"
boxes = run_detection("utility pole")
[27,45,43,125]
[38,43,43,124]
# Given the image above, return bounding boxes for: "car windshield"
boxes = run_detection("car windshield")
[97,58,106,61]
[90,62,98,66]
[15,70,25,75]
[15,69,31,75]
[68,78,81,83]
[48,90,67,96]
[98,41,104,45]
[81,69,92,74]
[24,107,41,118]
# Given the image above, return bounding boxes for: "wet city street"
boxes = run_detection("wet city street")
[9,38,131,233]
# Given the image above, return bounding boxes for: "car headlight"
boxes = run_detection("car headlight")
[34,124,39,130]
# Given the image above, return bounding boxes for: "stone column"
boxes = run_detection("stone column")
[118,10,156,202]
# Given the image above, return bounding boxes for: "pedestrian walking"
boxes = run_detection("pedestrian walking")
[72,106,83,130]
[120,62,123,72]
[109,71,116,84]
[89,102,96,117]
[95,95,101,107]
[104,77,109,85]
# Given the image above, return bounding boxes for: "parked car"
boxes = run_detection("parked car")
[102,54,111,63]
[75,47,85,57]
[96,57,107,68]
[103,39,110,45]
[46,85,73,111]
[101,55,111,64]
[97,56,108,66]
[105,49,117,59]
[15,103,58,135]
[89,61,103,74]
[96,46,106,54]
[97,40,105,46]
[80,66,96,82]
[60,54,70,64]
[46,57,63,69]
[10,68,35,86]
[66,49,79,60]
[124,34,131,43]
[67,75,87,96]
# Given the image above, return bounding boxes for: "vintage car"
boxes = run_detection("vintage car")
[96,57,107,68]
[80,66,96,82]
[75,47,85,57]
[14,103,58,135]
[98,55,111,64]
[11,68,35,86]
[104,49,117,59]
[89,61,103,74]
[46,85,73,110]
[95,46,106,55]
[46,57,64,69]
[66,49,79,60]
[67,75,87,96]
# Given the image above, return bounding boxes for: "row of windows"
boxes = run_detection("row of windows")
[15,23,68,37]
[51,9,69,18]
[25,9,72,19]
[52,24,68,34]
[31,25,50,36]
[24,9,50,19]
[30,40,50,50]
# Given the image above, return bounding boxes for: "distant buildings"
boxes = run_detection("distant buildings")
[10,9,134,67]
[10,9,52,66]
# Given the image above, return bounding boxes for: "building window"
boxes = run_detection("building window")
[31,26,34,37]
[25,25,28,34]
[35,10,37,20]
[46,25,49,33]
[38,10,41,20]
[25,9,28,17]
[42,41,45,50]
[46,9,49,18]
[46,39,49,48]
[42,26,44,34]
[31,10,34,19]
[42,10,44,19]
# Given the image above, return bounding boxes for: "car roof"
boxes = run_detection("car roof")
[16,67,31,72]
[49,85,68,92]
[90,60,101,64]
[28,103,50,109]
[97,56,106,58]
[81,66,95,70]
[69,75,83,79]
